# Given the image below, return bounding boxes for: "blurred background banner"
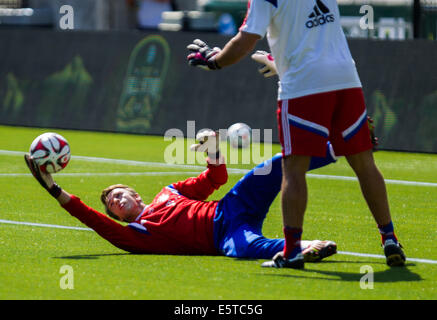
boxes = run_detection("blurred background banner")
[0,0,436,153]
[1,28,436,153]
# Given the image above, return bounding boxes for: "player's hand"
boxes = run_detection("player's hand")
[190,129,220,159]
[367,116,379,150]
[251,50,278,78]
[187,39,221,70]
[24,154,62,198]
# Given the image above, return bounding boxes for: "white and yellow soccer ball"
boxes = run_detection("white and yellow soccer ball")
[29,132,71,173]
[227,123,252,149]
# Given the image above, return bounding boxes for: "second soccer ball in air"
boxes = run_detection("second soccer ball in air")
[227,123,252,149]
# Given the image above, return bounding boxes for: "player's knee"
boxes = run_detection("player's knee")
[282,158,308,185]
[282,155,311,173]
[346,149,377,174]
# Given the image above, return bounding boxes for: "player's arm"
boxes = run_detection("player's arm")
[172,163,228,201]
[61,195,150,253]
[187,31,260,70]
[187,0,274,71]
[215,31,261,68]
[172,130,228,200]
[24,154,149,253]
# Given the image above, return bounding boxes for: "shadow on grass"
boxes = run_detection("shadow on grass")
[260,263,422,283]
[52,253,132,260]
[51,253,213,260]
[53,254,422,283]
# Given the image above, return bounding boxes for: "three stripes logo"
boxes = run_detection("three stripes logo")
[306,0,335,29]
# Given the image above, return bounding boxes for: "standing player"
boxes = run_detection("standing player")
[24,130,338,262]
[186,0,405,268]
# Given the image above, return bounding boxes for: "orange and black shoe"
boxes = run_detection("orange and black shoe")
[302,240,337,262]
[261,252,305,269]
[384,239,406,267]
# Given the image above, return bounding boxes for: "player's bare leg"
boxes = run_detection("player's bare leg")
[346,149,391,226]
[262,155,310,269]
[281,155,311,229]
[346,149,406,266]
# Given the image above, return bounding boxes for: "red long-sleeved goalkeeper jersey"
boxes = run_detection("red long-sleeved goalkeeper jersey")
[61,162,228,255]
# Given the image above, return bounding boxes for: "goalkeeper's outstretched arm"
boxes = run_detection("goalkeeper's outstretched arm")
[54,189,71,205]
[24,154,153,253]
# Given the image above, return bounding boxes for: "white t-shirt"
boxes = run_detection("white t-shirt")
[240,0,362,100]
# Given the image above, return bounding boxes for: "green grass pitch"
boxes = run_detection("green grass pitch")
[0,125,436,300]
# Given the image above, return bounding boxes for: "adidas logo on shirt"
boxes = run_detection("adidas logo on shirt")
[305,0,335,29]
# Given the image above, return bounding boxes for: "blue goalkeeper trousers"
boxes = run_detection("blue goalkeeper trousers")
[213,144,336,259]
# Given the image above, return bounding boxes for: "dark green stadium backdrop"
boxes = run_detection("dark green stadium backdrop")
[0,29,436,153]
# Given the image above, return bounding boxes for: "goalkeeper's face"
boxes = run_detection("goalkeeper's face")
[106,188,144,222]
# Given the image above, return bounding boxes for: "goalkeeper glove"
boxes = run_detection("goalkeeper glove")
[367,116,379,150]
[187,39,222,71]
[24,154,62,198]
[251,50,278,78]
[190,129,221,160]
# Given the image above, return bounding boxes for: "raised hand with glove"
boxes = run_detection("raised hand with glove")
[187,39,222,71]
[190,129,223,164]
[367,116,379,150]
[24,154,62,198]
[24,154,71,204]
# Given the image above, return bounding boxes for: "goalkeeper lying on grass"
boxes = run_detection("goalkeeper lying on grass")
[24,130,338,263]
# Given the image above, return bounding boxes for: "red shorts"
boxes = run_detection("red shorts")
[277,88,373,157]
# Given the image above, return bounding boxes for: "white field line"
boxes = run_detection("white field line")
[0,172,208,177]
[0,218,92,231]
[306,173,437,187]
[0,218,436,265]
[1,149,437,187]
[337,251,437,265]
[0,149,247,174]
